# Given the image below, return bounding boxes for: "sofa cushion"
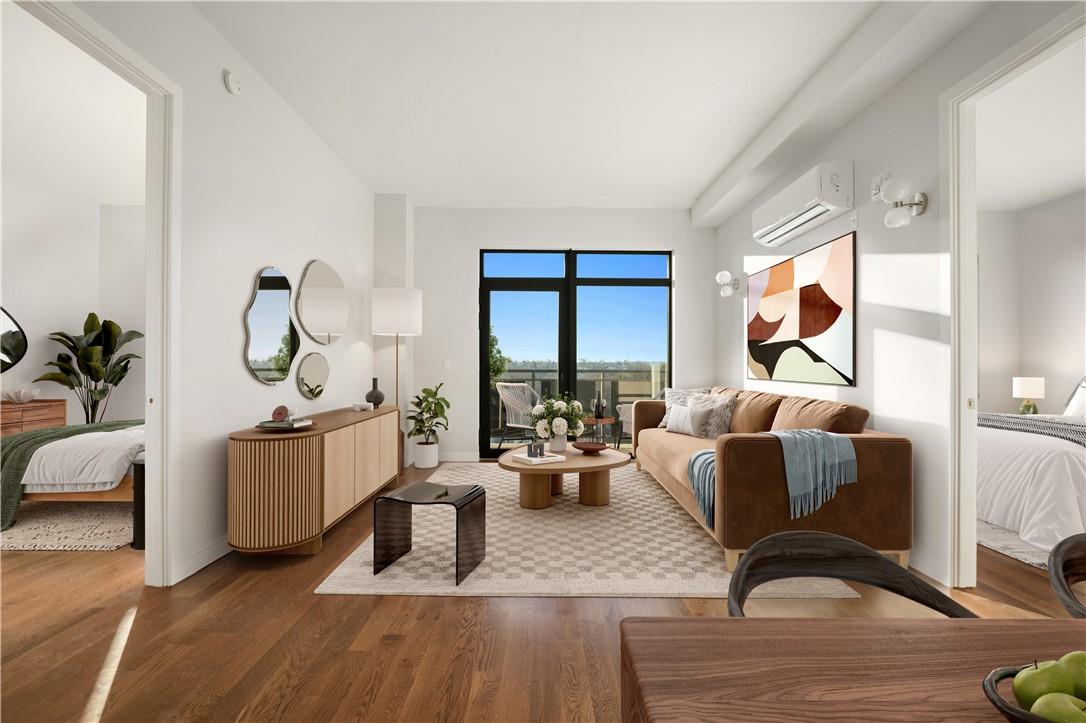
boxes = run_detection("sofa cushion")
[658,387,711,427]
[730,390,785,433]
[770,396,870,433]
[666,392,738,439]
[637,428,715,485]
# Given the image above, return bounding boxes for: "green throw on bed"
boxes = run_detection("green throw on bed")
[1,419,142,531]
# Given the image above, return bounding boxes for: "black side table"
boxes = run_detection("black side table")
[132,461,145,550]
[373,481,486,585]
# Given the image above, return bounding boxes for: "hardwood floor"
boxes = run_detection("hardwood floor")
[0,465,1069,722]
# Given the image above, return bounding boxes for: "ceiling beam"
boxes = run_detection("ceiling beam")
[691,1,990,229]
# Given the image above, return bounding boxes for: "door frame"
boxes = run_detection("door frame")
[478,249,673,458]
[941,5,1085,588]
[18,1,184,587]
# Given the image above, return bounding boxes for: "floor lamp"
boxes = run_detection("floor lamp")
[371,287,423,408]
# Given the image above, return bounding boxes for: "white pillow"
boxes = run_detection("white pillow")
[666,404,697,436]
[666,392,738,438]
[658,387,711,427]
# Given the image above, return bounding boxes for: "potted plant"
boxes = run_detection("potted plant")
[33,313,143,423]
[406,383,450,469]
[528,392,586,452]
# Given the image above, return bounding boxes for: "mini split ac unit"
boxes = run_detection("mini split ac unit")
[752,161,853,247]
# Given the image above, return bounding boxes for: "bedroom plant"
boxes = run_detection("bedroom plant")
[406,382,451,469]
[528,392,586,452]
[34,313,144,424]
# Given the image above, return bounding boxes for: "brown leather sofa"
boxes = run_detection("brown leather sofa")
[632,387,912,570]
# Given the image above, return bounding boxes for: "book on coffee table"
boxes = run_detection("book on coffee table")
[511,452,564,465]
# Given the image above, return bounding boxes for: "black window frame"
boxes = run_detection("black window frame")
[478,249,673,458]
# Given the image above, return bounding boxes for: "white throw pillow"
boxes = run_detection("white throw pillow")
[658,387,711,427]
[666,404,697,436]
[666,392,738,439]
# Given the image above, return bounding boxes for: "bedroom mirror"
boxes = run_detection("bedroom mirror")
[297,260,348,345]
[1,307,28,373]
[297,352,329,399]
[244,267,299,384]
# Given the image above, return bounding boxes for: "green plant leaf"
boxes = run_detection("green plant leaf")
[33,372,76,389]
[100,320,122,356]
[114,330,144,350]
[83,313,102,335]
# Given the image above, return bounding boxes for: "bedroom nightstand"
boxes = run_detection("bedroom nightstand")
[0,399,67,436]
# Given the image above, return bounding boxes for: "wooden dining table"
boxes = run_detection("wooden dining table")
[620,617,1086,722]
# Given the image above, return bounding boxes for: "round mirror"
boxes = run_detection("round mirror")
[297,352,329,399]
[297,260,348,344]
[244,267,299,384]
[1,307,28,373]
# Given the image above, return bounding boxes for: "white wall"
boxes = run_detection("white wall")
[978,192,1085,413]
[2,4,146,424]
[1017,192,1086,412]
[977,211,1021,413]
[76,1,374,580]
[414,207,717,460]
[714,1,1071,583]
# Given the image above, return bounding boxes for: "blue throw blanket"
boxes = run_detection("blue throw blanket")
[767,429,857,519]
[687,449,717,529]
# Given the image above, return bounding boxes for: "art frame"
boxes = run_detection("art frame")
[746,232,855,386]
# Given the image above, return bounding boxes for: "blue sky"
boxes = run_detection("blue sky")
[486,253,669,363]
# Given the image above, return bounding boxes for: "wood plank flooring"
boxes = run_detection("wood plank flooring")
[0,465,1070,722]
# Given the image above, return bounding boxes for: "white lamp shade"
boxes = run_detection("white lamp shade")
[715,270,733,285]
[884,206,912,229]
[372,287,422,336]
[1012,376,1045,399]
[880,177,912,203]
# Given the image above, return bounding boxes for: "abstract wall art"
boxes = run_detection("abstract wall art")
[746,232,854,386]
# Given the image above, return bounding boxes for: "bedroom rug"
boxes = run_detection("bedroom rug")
[0,502,132,551]
[977,519,1048,568]
[316,463,858,599]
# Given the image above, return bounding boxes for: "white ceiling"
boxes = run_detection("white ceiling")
[198,2,875,209]
[976,36,1086,212]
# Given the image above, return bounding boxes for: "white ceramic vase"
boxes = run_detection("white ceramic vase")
[414,442,439,469]
[548,435,567,453]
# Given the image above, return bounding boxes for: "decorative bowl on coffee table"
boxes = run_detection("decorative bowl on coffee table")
[572,442,607,456]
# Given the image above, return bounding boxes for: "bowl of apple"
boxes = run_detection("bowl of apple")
[984,651,1086,722]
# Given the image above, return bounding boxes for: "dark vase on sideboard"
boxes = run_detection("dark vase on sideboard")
[366,377,385,407]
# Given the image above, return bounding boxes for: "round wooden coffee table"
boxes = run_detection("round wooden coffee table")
[497,446,630,509]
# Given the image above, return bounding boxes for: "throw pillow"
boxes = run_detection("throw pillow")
[686,392,738,438]
[665,404,697,436]
[658,387,711,427]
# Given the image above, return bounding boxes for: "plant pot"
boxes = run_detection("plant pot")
[414,441,439,469]
[548,435,567,453]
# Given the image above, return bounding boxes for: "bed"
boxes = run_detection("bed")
[21,425,145,501]
[977,413,1086,553]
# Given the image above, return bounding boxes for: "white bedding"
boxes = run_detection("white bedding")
[977,424,1086,552]
[21,425,145,493]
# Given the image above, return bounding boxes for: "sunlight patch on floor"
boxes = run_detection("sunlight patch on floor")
[81,605,136,723]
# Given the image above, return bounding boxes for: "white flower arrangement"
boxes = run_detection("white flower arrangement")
[527,393,587,440]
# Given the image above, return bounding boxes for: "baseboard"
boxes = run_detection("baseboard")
[169,537,232,586]
[439,453,480,462]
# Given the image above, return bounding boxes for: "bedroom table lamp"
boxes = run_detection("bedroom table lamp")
[372,287,422,407]
[1012,376,1045,415]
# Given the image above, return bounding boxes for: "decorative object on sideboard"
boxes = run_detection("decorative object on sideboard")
[715,270,741,298]
[747,232,854,386]
[365,378,385,407]
[271,405,292,422]
[2,388,40,404]
[296,260,348,345]
[1,307,28,373]
[406,383,450,469]
[352,401,374,412]
[297,352,329,400]
[372,287,423,408]
[528,393,586,454]
[874,174,928,229]
[33,312,144,423]
[1013,376,1045,415]
[244,266,299,385]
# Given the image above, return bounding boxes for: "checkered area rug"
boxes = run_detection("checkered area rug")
[316,463,857,598]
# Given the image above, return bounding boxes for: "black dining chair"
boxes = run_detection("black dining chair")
[727,531,977,618]
[1048,533,1086,619]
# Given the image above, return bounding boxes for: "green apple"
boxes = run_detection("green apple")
[1015,660,1076,710]
[1030,692,1086,723]
[1061,652,1086,699]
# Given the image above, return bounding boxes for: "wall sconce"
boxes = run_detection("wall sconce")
[878,177,928,228]
[716,270,741,298]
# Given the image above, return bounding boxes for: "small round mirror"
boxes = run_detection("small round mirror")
[297,353,329,399]
[297,260,348,345]
[1,307,29,373]
[244,267,299,384]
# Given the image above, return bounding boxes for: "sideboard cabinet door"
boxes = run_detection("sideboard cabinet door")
[323,426,356,526]
[354,418,381,503]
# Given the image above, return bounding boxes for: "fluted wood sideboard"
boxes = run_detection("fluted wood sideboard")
[228,406,400,554]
